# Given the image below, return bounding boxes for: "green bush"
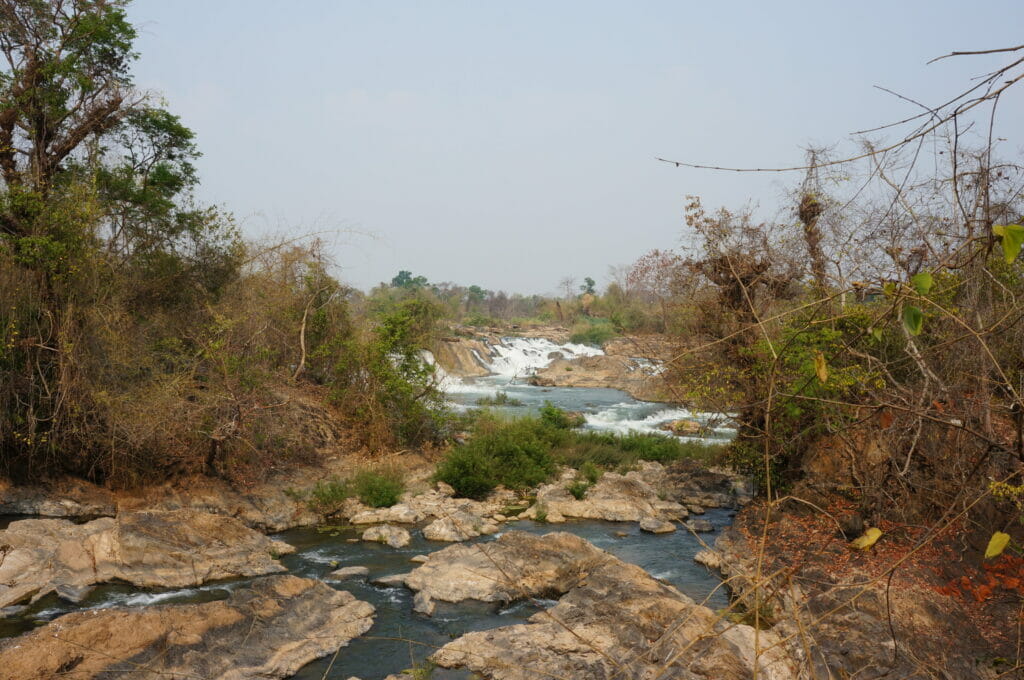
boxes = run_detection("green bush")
[434,417,556,499]
[569,319,617,346]
[350,468,405,508]
[307,468,405,510]
[554,430,727,469]
[309,478,349,512]
[566,479,591,500]
[435,408,726,499]
[539,401,585,429]
[476,392,524,407]
[580,460,602,484]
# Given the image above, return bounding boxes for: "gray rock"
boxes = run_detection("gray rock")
[413,591,436,616]
[361,524,411,548]
[55,583,93,604]
[687,519,715,533]
[0,576,374,680]
[422,511,498,542]
[429,534,797,680]
[639,517,676,534]
[327,566,370,580]
[404,531,606,604]
[409,554,429,563]
[694,549,722,569]
[0,510,295,613]
[372,573,409,588]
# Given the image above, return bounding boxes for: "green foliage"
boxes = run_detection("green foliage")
[307,468,405,511]
[555,430,727,470]
[462,313,498,327]
[434,415,556,499]
[993,224,1024,264]
[309,479,350,512]
[476,391,524,407]
[569,319,617,346]
[349,468,405,508]
[435,410,725,499]
[566,479,591,500]
[539,401,585,429]
[330,292,449,449]
[910,271,933,295]
[902,304,924,335]
[580,460,602,484]
[391,270,429,289]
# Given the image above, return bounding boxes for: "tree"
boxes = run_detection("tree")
[627,249,684,331]
[391,270,428,289]
[0,0,141,236]
[580,276,596,295]
[0,0,241,480]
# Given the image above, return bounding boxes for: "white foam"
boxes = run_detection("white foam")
[483,337,603,379]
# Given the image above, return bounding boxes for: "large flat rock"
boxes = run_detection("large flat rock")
[0,509,294,612]
[404,531,607,603]
[0,575,374,680]
[429,533,796,680]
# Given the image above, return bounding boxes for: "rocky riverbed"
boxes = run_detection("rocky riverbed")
[0,458,756,679]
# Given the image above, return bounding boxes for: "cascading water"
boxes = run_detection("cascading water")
[429,336,735,441]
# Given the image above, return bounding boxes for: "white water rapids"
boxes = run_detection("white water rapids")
[426,337,735,442]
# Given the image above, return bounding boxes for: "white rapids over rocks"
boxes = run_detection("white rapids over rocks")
[427,336,736,441]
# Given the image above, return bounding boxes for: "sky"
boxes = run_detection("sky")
[127,1,1024,294]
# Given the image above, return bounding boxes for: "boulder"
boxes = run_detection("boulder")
[0,510,294,612]
[413,591,436,616]
[694,549,723,569]
[661,418,702,435]
[328,566,370,580]
[349,504,423,525]
[0,575,374,680]
[361,524,411,548]
[524,472,686,523]
[372,574,408,588]
[404,531,606,604]
[421,511,498,542]
[430,534,796,680]
[639,517,676,534]
[687,519,715,533]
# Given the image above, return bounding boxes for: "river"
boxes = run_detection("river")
[0,336,737,680]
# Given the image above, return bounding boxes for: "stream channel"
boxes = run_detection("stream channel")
[1,337,737,680]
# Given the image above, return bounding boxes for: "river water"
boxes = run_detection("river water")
[1,337,737,679]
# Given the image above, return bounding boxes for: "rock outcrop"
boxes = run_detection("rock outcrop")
[422,510,499,542]
[361,524,411,548]
[403,532,607,604]
[521,468,688,523]
[0,509,294,612]
[0,575,374,680]
[426,532,796,680]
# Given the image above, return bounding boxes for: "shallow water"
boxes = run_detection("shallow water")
[284,511,733,679]
[0,512,733,679]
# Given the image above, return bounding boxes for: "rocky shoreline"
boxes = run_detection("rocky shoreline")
[0,458,757,679]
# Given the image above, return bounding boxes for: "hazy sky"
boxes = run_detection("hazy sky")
[128,1,1024,294]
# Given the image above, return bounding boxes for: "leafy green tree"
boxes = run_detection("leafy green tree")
[0,0,138,235]
[580,276,596,295]
[391,270,428,289]
[0,0,242,480]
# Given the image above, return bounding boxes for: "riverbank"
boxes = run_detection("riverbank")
[703,496,1022,679]
[0,456,753,679]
